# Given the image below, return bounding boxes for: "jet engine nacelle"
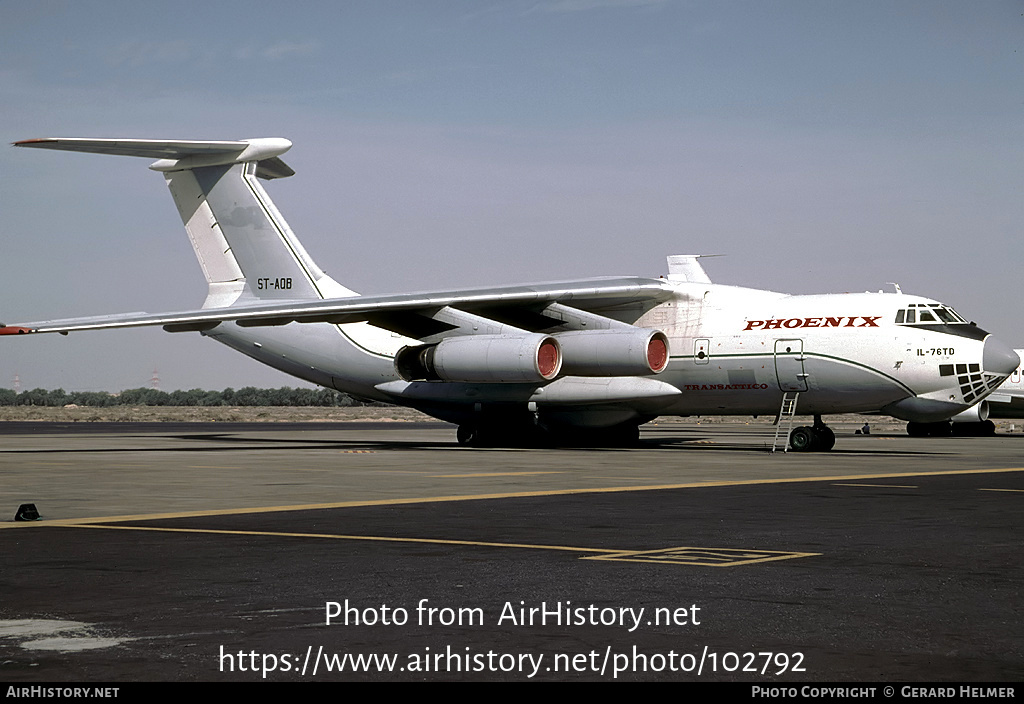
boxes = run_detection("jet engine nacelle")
[554,329,670,376]
[396,334,562,383]
[949,400,989,423]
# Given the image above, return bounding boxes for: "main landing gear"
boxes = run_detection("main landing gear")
[953,420,996,437]
[788,415,836,452]
[456,421,642,448]
[906,420,996,437]
[906,420,952,437]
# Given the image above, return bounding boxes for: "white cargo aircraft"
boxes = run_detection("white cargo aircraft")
[988,358,1024,418]
[907,352,1024,437]
[3,137,1019,451]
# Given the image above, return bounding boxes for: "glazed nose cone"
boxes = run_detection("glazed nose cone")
[983,336,1020,375]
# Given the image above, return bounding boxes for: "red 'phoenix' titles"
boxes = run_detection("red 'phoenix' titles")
[743,316,881,331]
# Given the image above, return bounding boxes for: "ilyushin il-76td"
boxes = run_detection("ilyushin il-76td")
[3,137,1018,451]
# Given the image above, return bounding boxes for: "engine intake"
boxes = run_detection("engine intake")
[949,400,990,423]
[555,329,670,376]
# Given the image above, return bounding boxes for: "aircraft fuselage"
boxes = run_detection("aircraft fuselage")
[202,280,1009,430]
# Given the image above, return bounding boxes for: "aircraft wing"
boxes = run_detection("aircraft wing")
[0,277,673,337]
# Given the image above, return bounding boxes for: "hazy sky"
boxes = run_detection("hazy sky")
[1,1,1021,391]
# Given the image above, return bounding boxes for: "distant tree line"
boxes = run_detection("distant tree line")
[0,387,389,408]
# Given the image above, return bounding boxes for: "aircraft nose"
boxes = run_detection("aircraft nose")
[983,336,1019,375]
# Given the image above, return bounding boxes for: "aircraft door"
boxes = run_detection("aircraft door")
[774,339,808,391]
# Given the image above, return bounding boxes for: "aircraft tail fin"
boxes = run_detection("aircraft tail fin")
[14,138,355,308]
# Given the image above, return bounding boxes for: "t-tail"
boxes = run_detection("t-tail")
[13,138,355,308]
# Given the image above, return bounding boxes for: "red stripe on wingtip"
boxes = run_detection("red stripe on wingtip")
[0,326,35,335]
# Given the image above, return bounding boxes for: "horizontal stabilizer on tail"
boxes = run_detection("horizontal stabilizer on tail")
[13,138,295,179]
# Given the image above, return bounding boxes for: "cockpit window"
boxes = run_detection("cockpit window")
[932,308,961,324]
[895,302,967,326]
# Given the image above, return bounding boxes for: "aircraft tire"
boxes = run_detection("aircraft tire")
[544,423,640,448]
[907,421,954,437]
[456,425,479,446]
[952,420,997,437]
[814,426,836,451]
[789,426,818,452]
[606,422,642,447]
[906,422,928,437]
[459,422,550,447]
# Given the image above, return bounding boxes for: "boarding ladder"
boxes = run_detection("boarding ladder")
[771,392,800,453]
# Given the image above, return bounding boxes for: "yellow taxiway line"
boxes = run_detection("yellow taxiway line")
[2,466,1021,530]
